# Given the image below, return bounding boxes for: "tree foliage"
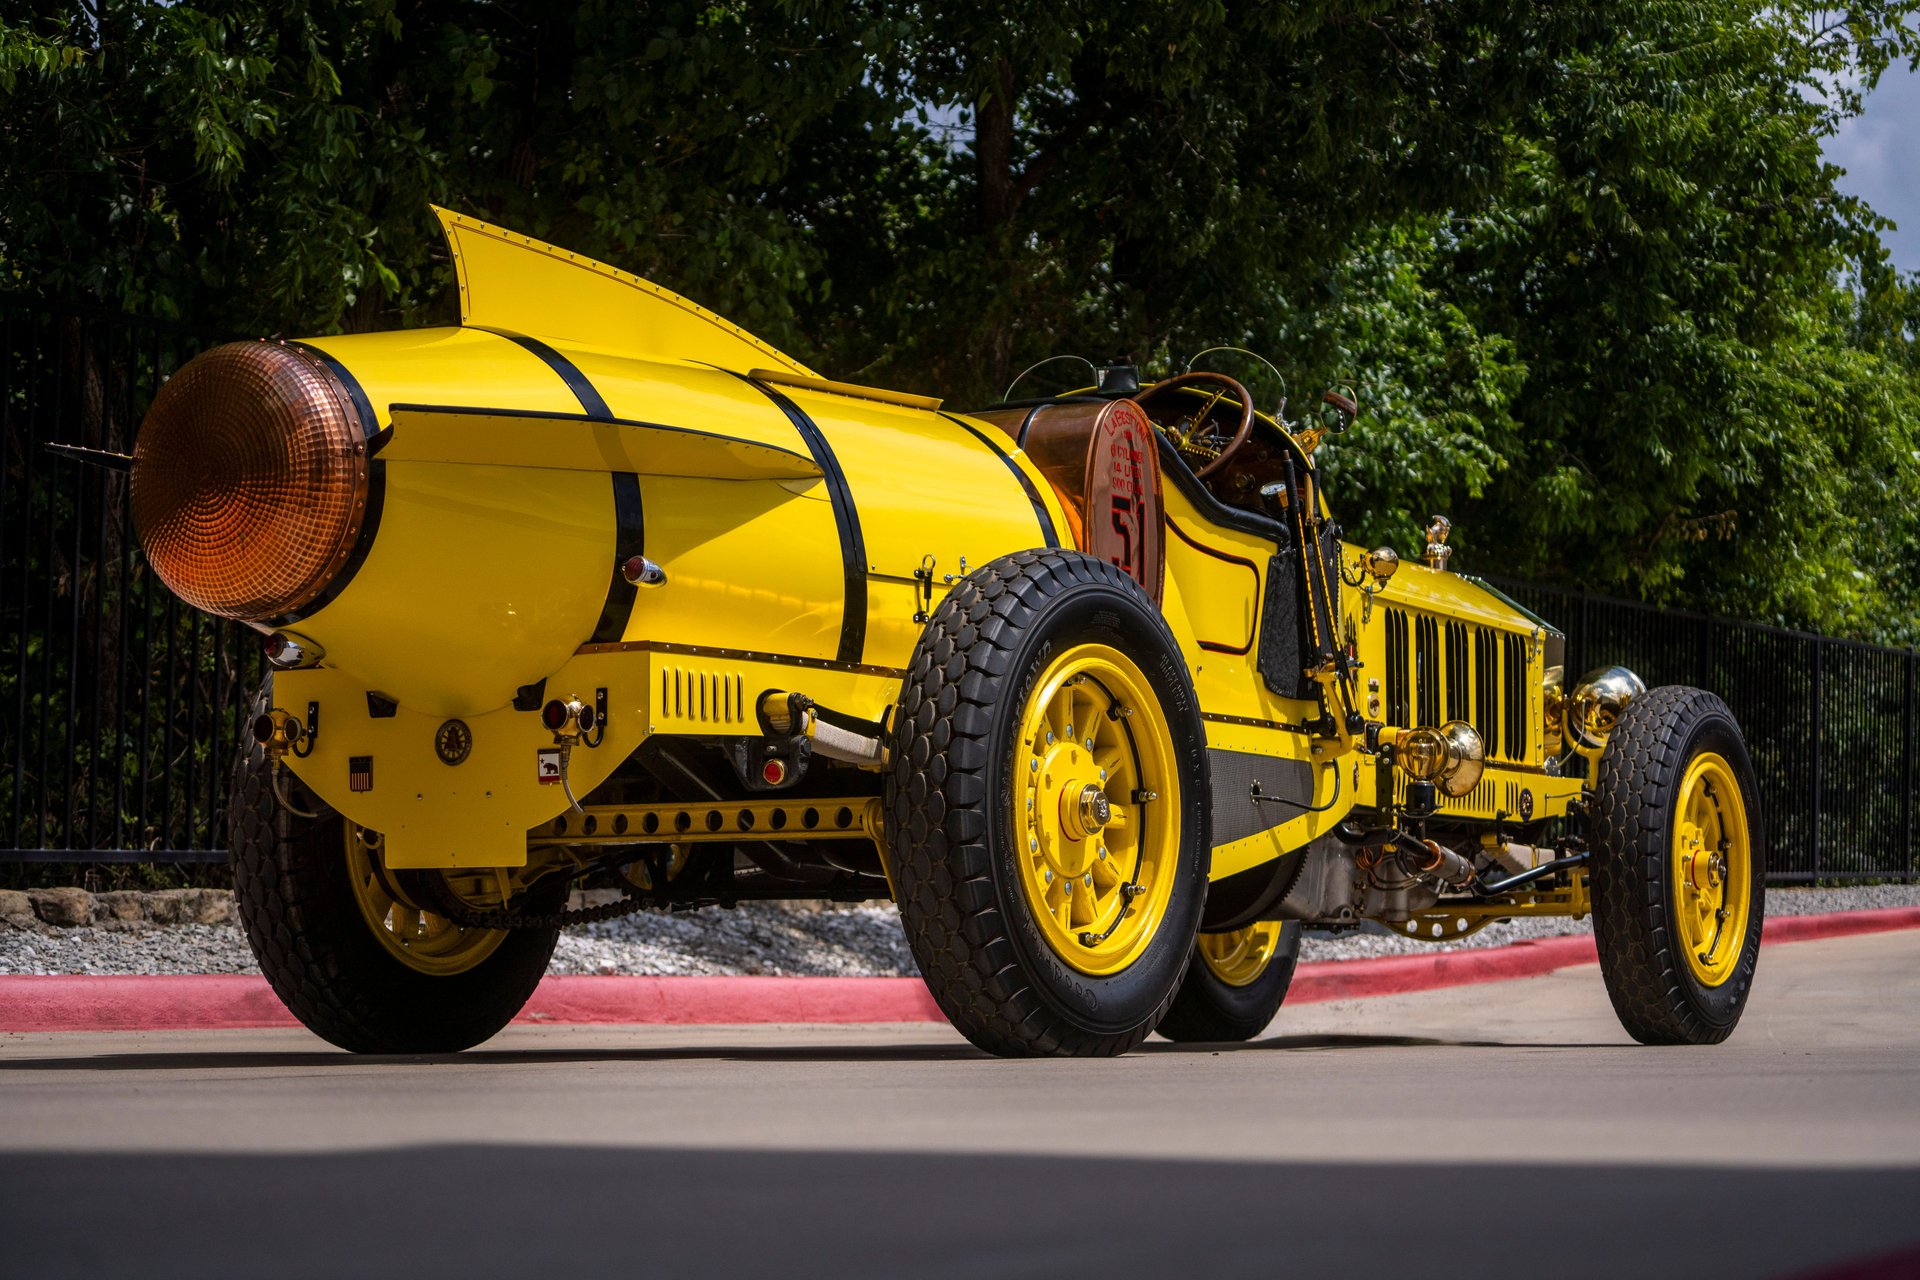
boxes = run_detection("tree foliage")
[3,0,1917,639]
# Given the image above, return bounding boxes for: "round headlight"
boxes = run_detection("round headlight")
[1568,665,1647,751]
[131,341,371,622]
[1437,720,1486,797]
[1396,727,1447,782]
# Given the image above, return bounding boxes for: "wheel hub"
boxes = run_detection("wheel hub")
[1013,647,1179,976]
[1671,752,1752,988]
[344,825,510,976]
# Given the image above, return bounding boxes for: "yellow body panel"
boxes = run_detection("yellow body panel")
[284,647,906,866]
[279,651,641,867]
[1155,486,1363,876]
[299,461,612,720]
[627,474,846,659]
[1201,715,1353,880]
[295,328,608,718]
[786,390,1066,664]
[382,406,820,479]
[279,320,1072,858]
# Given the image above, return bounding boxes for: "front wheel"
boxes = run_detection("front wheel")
[1590,685,1765,1046]
[1156,920,1303,1042]
[885,550,1211,1057]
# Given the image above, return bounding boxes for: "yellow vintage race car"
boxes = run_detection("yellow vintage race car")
[128,209,1766,1056]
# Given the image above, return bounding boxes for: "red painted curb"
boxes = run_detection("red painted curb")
[1289,933,1599,1005]
[1762,905,1920,945]
[0,974,945,1033]
[0,974,299,1032]
[1284,905,1920,1006]
[517,975,944,1027]
[2,906,1915,1034]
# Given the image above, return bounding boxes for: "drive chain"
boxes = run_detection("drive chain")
[439,889,653,932]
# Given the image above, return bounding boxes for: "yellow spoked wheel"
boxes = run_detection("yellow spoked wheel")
[1671,752,1752,988]
[1013,643,1181,976]
[343,826,508,977]
[1198,921,1285,988]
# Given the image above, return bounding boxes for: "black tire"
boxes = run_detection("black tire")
[885,549,1211,1057]
[231,679,568,1054]
[1156,921,1303,1042]
[1590,685,1766,1046]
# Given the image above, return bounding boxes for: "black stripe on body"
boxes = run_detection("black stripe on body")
[589,474,646,643]
[941,412,1060,550]
[470,326,640,644]
[471,326,614,419]
[732,373,868,666]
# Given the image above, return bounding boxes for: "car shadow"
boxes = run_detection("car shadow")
[0,1027,1630,1071]
[2,1143,1916,1280]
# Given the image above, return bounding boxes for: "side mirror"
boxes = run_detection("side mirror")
[1318,386,1357,434]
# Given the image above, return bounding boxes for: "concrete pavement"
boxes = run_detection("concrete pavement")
[3,931,1917,1278]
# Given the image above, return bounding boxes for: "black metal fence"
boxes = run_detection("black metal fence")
[0,297,1913,881]
[1487,580,1916,884]
[0,298,258,864]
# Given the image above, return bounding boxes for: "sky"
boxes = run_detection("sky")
[1822,57,1920,275]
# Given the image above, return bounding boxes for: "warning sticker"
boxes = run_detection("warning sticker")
[536,748,562,785]
[349,756,373,793]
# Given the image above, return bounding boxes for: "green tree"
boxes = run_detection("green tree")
[2,0,1916,639]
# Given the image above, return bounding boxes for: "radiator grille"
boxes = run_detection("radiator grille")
[1444,621,1469,722]
[1385,608,1412,724]
[1474,626,1500,760]
[1415,615,1441,727]
[1376,607,1531,764]
[1503,631,1528,759]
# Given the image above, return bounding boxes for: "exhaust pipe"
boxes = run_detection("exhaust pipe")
[759,691,888,769]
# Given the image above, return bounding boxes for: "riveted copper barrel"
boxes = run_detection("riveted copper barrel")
[130,341,371,622]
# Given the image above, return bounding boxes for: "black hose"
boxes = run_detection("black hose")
[1249,760,1342,813]
[1475,850,1591,896]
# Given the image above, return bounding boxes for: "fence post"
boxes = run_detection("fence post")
[1696,615,1713,691]
[1904,648,1915,884]
[1809,637,1823,883]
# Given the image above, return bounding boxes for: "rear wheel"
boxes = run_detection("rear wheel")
[1590,685,1765,1046]
[1156,920,1302,1042]
[231,680,568,1053]
[886,550,1210,1057]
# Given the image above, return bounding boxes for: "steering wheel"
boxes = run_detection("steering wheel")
[1134,372,1256,480]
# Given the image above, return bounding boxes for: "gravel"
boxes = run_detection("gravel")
[3,884,1915,978]
[0,923,261,977]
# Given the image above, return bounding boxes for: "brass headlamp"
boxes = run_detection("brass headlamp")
[1566,665,1646,754]
[1389,719,1486,798]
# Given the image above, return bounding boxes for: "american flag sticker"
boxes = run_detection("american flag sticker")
[349,756,373,792]
[537,749,562,785]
